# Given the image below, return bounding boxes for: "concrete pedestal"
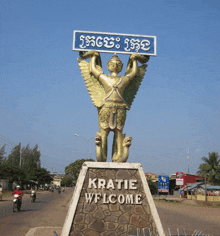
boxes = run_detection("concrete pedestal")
[61,162,164,236]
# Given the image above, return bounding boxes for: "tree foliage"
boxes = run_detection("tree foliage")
[65,159,95,184]
[21,144,41,183]
[147,180,158,195]
[197,152,220,185]
[61,175,73,187]
[33,168,53,185]
[0,145,6,164]
[0,162,25,184]
[0,143,52,189]
[7,143,21,168]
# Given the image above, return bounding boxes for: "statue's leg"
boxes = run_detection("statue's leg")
[112,129,124,162]
[99,127,110,162]
[112,108,126,162]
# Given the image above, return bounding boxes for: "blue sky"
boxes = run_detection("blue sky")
[1,0,220,175]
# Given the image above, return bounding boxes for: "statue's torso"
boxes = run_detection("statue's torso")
[103,75,127,104]
[98,75,128,130]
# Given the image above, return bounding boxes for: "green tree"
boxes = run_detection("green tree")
[33,167,53,186]
[147,180,158,195]
[197,152,220,185]
[7,143,21,168]
[65,159,95,184]
[0,162,25,189]
[2,143,42,187]
[61,175,73,187]
[21,144,41,183]
[0,145,6,164]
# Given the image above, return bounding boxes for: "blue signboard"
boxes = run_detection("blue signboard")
[73,31,156,56]
[158,175,169,193]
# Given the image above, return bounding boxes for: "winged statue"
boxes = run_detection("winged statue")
[77,51,149,162]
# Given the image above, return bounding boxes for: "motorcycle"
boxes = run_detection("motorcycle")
[30,190,36,202]
[58,188,61,194]
[13,194,22,212]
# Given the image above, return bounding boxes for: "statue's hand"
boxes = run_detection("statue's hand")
[130,53,149,64]
[79,51,100,59]
[129,53,139,60]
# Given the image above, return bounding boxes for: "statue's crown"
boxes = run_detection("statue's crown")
[108,54,123,64]
[112,54,121,61]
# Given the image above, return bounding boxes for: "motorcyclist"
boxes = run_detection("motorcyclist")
[30,188,36,202]
[12,185,23,206]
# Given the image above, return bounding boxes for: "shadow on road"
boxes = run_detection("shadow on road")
[18,209,37,212]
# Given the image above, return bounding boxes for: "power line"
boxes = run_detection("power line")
[0,135,19,156]
[0,134,17,146]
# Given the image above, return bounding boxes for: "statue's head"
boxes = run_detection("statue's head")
[107,54,123,73]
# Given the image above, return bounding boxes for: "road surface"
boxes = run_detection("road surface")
[0,190,220,236]
[0,188,73,236]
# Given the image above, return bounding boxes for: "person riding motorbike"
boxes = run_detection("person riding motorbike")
[30,188,36,202]
[12,185,23,211]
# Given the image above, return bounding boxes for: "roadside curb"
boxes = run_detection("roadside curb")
[25,226,62,236]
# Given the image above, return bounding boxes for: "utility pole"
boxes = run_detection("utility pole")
[205,173,207,202]
[19,146,22,168]
[187,148,190,174]
[74,134,93,158]
[19,145,22,184]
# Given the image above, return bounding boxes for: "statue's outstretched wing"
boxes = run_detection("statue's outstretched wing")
[123,55,149,110]
[78,58,105,108]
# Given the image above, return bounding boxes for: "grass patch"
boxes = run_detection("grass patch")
[2,190,12,197]
[155,198,220,208]
[195,202,220,208]
[154,199,183,204]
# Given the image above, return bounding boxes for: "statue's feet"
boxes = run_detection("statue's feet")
[95,132,107,162]
[122,136,132,148]
[112,136,132,162]
[95,132,101,146]
[112,154,120,162]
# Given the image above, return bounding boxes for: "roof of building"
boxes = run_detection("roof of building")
[145,172,158,176]
[179,183,220,191]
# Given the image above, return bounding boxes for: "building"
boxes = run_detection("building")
[51,174,62,187]
[145,172,158,182]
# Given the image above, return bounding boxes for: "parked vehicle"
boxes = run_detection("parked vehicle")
[30,190,36,202]
[13,194,22,212]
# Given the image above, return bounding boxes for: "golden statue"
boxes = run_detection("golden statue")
[78,51,149,162]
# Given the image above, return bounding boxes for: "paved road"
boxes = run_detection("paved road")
[0,188,74,236]
[1,189,220,236]
[155,200,220,236]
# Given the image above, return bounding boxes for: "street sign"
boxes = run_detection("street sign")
[176,179,184,186]
[73,30,157,56]
[176,172,185,186]
[158,175,169,193]
[176,172,184,177]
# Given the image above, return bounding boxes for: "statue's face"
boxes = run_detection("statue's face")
[107,60,123,73]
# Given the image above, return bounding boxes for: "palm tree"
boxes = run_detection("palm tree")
[197,152,220,185]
